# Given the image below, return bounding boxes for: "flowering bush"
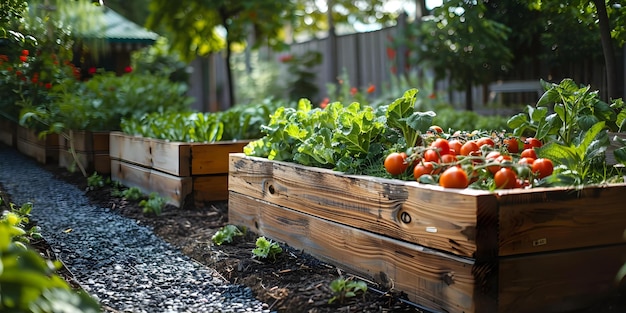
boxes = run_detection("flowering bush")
[0,36,78,124]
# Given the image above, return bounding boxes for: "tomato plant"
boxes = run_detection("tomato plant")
[413,162,435,180]
[503,137,520,153]
[460,141,480,156]
[439,167,469,189]
[423,149,440,163]
[384,152,408,176]
[523,137,542,150]
[430,138,450,156]
[448,139,462,155]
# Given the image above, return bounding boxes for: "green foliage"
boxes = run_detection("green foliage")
[0,198,101,312]
[433,107,511,133]
[244,90,434,174]
[139,192,166,216]
[131,37,190,84]
[121,99,285,142]
[328,277,368,305]
[409,0,513,92]
[111,186,144,201]
[211,225,245,246]
[282,51,322,103]
[86,172,105,190]
[251,236,282,261]
[233,52,285,103]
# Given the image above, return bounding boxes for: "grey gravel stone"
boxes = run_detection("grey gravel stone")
[0,147,270,313]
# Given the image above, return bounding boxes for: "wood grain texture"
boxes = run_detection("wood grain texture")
[109,132,190,176]
[229,153,491,258]
[228,191,484,313]
[16,126,59,164]
[193,175,229,202]
[190,141,249,175]
[58,131,111,174]
[498,244,626,313]
[497,185,626,256]
[110,159,192,207]
[0,118,17,147]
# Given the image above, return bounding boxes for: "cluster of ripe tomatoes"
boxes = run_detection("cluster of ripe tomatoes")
[384,127,554,189]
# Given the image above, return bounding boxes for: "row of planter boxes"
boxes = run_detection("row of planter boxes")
[3,116,626,312]
[1,118,245,207]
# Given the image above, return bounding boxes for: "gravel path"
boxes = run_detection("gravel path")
[0,146,270,313]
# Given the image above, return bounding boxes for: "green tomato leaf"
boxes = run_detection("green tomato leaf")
[506,113,527,129]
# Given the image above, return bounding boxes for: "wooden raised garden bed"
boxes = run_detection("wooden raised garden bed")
[109,131,249,207]
[228,153,626,313]
[0,117,17,147]
[59,131,111,175]
[16,125,60,164]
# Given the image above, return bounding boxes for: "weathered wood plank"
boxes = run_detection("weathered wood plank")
[229,153,492,258]
[191,141,249,175]
[498,244,626,312]
[496,185,626,256]
[0,118,17,147]
[58,131,111,174]
[110,159,192,207]
[193,175,229,202]
[228,191,484,313]
[16,126,59,164]
[109,132,190,177]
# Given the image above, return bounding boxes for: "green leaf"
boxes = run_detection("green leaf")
[535,113,561,141]
[506,113,527,129]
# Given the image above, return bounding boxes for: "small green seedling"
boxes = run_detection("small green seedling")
[139,192,166,216]
[212,224,244,245]
[328,277,368,304]
[86,172,105,190]
[252,236,282,261]
[113,186,144,201]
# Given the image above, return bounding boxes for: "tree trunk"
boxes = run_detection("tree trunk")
[225,40,235,109]
[326,0,338,85]
[592,0,617,100]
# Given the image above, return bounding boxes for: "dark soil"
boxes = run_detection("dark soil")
[38,164,423,313]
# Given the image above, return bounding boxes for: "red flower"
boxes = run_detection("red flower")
[31,76,38,84]
[386,47,396,59]
[21,49,29,56]
[279,54,293,63]
[88,67,97,75]
[350,87,357,96]
[320,97,330,109]
[0,54,8,62]
[15,70,22,76]
[124,66,132,73]
[19,55,27,62]
[428,93,437,99]
[45,83,52,89]
[367,84,376,94]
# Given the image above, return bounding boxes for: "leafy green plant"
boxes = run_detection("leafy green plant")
[112,186,144,201]
[328,277,368,305]
[86,172,105,190]
[211,224,245,246]
[139,192,166,216]
[251,236,282,261]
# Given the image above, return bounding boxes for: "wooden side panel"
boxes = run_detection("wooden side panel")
[150,139,190,177]
[193,175,229,202]
[57,131,111,174]
[109,132,152,166]
[16,126,59,164]
[498,244,626,313]
[497,185,626,256]
[0,118,17,147]
[228,153,492,258]
[110,159,192,207]
[228,191,485,313]
[109,132,190,177]
[190,141,249,175]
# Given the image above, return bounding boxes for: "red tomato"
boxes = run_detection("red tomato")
[494,167,518,189]
[477,137,495,148]
[430,138,451,156]
[448,140,462,156]
[413,162,435,180]
[503,137,520,154]
[532,158,554,179]
[518,157,536,165]
[423,149,440,163]
[439,167,469,189]
[524,137,542,150]
[520,148,537,160]
[460,141,480,156]
[429,125,443,134]
[440,154,457,164]
[384,152,408,176]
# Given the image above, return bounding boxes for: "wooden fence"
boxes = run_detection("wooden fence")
[187,19,623,113]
